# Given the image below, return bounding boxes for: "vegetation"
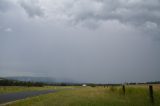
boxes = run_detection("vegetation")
[0,79,44,87]
[4,85,160,106]
[0,86,52,94]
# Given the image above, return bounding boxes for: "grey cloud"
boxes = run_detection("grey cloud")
[61,0,160,28]
[0,0,13,12]
[19,0,44,18]
[0,26,12,32]
[0,0,160,83]
[4,28,12,32]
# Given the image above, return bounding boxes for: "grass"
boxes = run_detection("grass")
[3,85,160,106]
[0,86,73,94]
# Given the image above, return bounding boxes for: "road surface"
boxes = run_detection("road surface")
[0,90,56,105]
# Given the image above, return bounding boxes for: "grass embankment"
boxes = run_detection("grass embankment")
[5,85,160,106]
[0,86,72,94]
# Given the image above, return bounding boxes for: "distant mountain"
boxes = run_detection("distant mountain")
[4,76,77,84]
[5,76,56,83]
[0,77,5,80]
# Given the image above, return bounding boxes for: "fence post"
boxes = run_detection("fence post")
[149,85,154,103]
[122,85,125,95]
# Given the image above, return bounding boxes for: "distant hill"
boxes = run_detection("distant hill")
[4,76,77,84]
[5,76,55,83]
[0,77,5,80]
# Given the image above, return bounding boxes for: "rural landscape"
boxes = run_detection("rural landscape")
[1,0,160,106]
[0,78,160,106]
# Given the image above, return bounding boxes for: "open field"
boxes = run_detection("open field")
[0,86,73,94]
[1,84,159,106]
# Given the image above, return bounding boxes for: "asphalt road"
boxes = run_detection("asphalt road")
[0,90,56,104]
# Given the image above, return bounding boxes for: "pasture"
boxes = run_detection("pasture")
[1,85,160,106]
[0,86,68,94]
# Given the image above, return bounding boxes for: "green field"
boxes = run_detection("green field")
[0,86,69,94]
[1,85,160,106]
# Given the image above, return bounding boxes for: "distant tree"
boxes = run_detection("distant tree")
[0,79,44,87]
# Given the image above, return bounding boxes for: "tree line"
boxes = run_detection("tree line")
[0,79,44,87]
[0,78,159,87]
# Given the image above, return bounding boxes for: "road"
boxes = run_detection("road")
[0,90,56,105]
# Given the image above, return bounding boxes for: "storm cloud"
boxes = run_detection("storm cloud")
[1,0,160,28]
[0,0,160,83]
[19,0,44,18]
[62,0,160,27]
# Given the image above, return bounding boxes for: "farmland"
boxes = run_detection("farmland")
[1,84,160,106]
[0,86,70,94]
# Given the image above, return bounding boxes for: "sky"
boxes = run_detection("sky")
[0,0,160,83]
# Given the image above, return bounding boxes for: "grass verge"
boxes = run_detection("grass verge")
[4,85,160,106]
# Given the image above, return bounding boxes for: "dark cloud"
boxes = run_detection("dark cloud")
[61,0,160,28]
[0,0,160,83]
[19,0,44,18]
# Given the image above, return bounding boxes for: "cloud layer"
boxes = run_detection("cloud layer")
[19,0,44,18]
[0,0,13,12]
[0,0,160,83]
[1,0,160,27]
[57,0,160,29]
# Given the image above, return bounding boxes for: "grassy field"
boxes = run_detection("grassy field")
[2,85,160,106]
[0,86,73,94]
